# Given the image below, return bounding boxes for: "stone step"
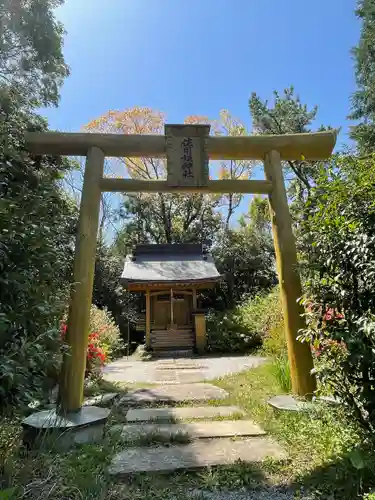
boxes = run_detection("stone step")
[119,383,228,405]
[152,342,194,349]
[108,436,286,475]
[112,420,266,440]
[152,349,193,359]
[126,405,244,422]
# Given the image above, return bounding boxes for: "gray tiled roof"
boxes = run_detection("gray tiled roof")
[121,244,221,284]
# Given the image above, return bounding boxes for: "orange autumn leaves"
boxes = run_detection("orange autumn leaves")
[84,107,253,183]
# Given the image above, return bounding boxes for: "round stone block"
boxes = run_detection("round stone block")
[22,406,110,449]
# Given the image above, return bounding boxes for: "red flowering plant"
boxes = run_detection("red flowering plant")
[308,306,347,359]
[86,331,107,378]
[60,321,107,379]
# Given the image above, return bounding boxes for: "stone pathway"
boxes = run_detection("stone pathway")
[109,382,286,475]
[119,383,228,404]
[113,420,266,440]
[125,405,244,422]
[109,437,286,475]
[103,355,266,384]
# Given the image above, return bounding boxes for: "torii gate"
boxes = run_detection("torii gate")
[26,126,337,414]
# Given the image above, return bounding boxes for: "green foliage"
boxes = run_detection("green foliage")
[239,286,283,340]
[242,287,287,358]
[299,154,375,432]
[239,195,270,233]
[0,0,69,107]
[270,355,291,392]
[206,309,261,353]
[93,243,137,335]
[213,227,276,308]
[115,192,222,250]
[237,286,286,356]
[350,0,375,153]
[0,88,77,409]
[249,86,320,195]
[263,320,286,357]
[249,86,332,230]
[215,363,373,499]
[206,287,285,354]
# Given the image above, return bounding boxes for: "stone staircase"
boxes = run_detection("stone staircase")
[108,383,286,475]
[151,328,195,350]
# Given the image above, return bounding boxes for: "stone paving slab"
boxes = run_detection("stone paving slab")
[156,364,207,370]
[103,355,267,384]
[126,406,244,422]
[108,436,286,475]
[83,393,118,407]
[268,395,313,412]
[112,420,266,439]
[119,383,228,405]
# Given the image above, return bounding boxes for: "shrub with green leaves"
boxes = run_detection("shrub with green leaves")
[240,286,286,356]
[206,286,285,354]
[206,310,261,353]
[299,154,375,432]
[0,90,77,410]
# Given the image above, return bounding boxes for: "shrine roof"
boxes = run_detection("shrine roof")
[121,244,221,286]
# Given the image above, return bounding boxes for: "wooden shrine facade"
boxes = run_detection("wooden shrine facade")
[121,244,221,351]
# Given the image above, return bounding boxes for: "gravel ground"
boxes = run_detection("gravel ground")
[103,355,267,384]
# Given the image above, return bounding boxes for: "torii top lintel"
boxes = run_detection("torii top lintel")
[25,128,337,162]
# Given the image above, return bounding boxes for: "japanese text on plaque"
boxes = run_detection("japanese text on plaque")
[181,138,194,178]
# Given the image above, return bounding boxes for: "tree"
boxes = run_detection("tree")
[213,221,276,308]
[93,243,137,336]
[64,157,120,241]
[0,0,69,107]
[112,191,222,251]
[349,0,375,153]
[0,90,77,407]
[186,111,253,229]
[85,107,223,247]
[249,87,326,204]
[239,195,271,234]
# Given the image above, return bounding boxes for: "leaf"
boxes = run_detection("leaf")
[349,449,365,470]
[0,487,17,500]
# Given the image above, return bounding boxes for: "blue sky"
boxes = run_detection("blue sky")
[44,0,359,143]
[43,0,360,228]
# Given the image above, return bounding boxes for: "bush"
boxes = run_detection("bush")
[262,319,286,357]
[61,305,124,380]
[93,243,137,336]
[0,90,77,410]
[206,310,261,353]
[206,286,286,354]
[240,287,284,344]
[89,304,124,360]
[299,155,375,433]
[213,227,277,308]
[239,286,286,357]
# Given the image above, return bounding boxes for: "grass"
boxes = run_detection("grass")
[119,429,193,446]
[212,362,375,498]
[3,362,375,499]
[269,355,292,393]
